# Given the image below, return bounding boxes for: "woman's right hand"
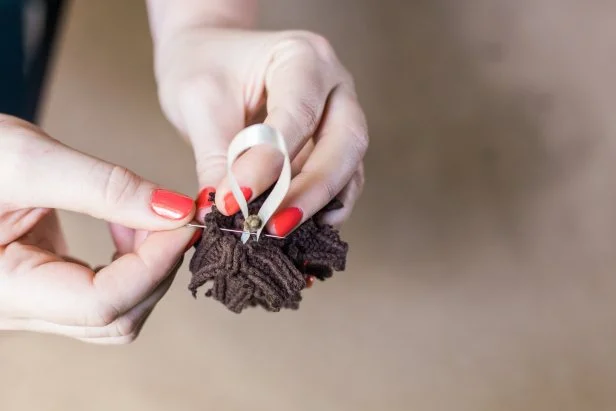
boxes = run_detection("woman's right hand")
[0,115,197,344]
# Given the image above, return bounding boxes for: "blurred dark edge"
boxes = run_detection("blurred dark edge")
[0,0,68,124]
[25,0,67,124]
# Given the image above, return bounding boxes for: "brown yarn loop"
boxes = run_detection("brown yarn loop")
[188,191,348,313]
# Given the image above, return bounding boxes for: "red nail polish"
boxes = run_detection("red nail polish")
[305,276,315,288]
[196,187,215,210]
[224,187,252,215]
[270,207,303,237]
[151,189,194,220]
[184,229,203,252]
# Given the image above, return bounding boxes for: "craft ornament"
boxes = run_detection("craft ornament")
[187,123,349,313]
[226,124,291,243]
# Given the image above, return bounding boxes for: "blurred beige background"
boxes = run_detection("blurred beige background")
[3,0,616,410]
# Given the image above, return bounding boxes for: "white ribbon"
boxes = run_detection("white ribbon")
[226,124,291,243]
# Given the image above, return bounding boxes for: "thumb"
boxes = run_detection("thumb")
[0,118,194,230]
[176,77,245,222]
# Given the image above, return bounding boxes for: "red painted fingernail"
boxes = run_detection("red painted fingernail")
[224,187,252,215]
[151,189,194,220]
[270,207,303,237]
[305,276,316,288]
[196,187,215,209]
[184,228,203,252]
[196,187,215,222]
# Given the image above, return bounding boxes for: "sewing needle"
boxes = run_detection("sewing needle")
[185,223,286,240]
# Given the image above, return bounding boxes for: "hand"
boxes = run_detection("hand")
[153,29,368,236]
[0,115,197,344]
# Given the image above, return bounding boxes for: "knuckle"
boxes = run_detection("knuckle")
[342,70,356,89]
[322,178,339,201]
[177,72,225,106]
[120,333,139,344]
[281,30,335,60]
[355,176,365,196]
[342,101,369,161]
[344,122,368,164]
[352,164,366,191]
[92,303,121,327]
[354,132,369,159]
[293,98,320,133]
[300,31,334,58]
[114,315,139,338]
[103,165,141,207]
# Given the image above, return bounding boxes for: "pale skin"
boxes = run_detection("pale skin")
[0,0,368,344]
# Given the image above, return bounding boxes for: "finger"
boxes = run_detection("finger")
[16,210,67,255]
[11,267,177,341]
[106,226,148,273]
[92,226,194,321]
[0,208,51,245]
[318,165,364,228]
[176,77,245,222]
[264,40,341,150]
[108,224,150,257]
[89,269,176,340]
[291,138,314,176]
[0,116,194,230]
[80,259,180,343]
[214,52,341,216]
[133,230,149,249]
[61,256,91,269]
[108,223,135,255]
[266,86,368,237]
[78,334,140,345]
[79,305,157,345]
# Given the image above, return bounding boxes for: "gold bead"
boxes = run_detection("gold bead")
[244,214,262,232]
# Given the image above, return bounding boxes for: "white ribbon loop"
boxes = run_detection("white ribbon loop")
[226,124,291,243]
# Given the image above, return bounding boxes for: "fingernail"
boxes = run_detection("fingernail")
[305,276,316,288]
[151,189,194,220]
[224,187,252,215]
[196,187,215,222]
[184,228,203,252]
[196,187,215,209]
[270,207,303,237]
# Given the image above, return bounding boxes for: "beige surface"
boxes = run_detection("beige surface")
[3,1,616,410]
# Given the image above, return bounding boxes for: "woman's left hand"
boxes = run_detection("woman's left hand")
[153,28,368,236]
[0,116,197,344]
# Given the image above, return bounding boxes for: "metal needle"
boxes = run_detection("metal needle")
[186,223,286,240]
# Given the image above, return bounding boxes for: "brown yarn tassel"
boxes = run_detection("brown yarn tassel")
[188,191,348,313]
